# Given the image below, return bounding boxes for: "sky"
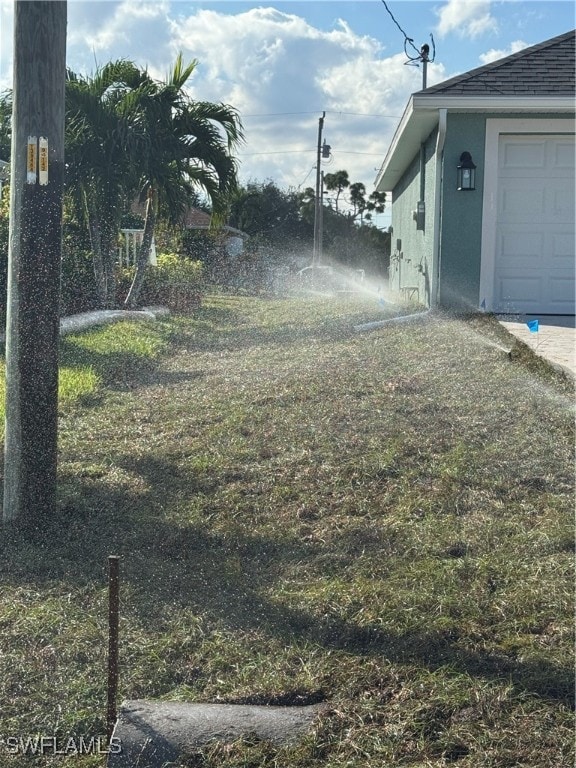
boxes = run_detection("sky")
[0,0,574,226]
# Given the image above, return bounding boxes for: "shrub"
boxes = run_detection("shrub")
[60,247,100,315]
[0,194,105,321]
[0,190,101,319]
[116,253,204,312]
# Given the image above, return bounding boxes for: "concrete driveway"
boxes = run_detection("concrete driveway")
[497,315,575,380]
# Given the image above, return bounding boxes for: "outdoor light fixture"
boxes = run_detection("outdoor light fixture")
[457,151,476,191]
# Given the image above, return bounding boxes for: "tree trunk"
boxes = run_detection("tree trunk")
[85,189,118,308]
[84,184,119,309]
[3,0,67,528]
[100,209,118,309]
[124,188,156,308]
[84,188,108,307]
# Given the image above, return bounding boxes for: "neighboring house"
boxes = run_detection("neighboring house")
[181,206,247,257]
[129,202,247,260]
[375,30,575,315]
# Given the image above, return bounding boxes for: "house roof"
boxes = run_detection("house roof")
[131,200,247,238]
[416,30,575,97]
[375,30,576,192]
[182,207,212,228]
[181,206,246,237]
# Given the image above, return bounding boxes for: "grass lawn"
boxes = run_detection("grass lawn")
[0,293,573,767]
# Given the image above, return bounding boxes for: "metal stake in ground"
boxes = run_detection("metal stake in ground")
[107,556,121,742]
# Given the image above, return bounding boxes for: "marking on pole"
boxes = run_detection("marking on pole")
[39,137,49,185]
[27,136,37,184]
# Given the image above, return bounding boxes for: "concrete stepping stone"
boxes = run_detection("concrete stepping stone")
[107,699,327,767]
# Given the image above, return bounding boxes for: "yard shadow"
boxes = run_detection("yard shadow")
[0,452,572,706]
[59,336,205,395]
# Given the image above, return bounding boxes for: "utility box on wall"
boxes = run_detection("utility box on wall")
[412,201,425,231]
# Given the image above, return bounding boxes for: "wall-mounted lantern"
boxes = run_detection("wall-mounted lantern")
[457,151,476,191]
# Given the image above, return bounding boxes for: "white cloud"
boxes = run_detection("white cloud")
[0,0,14,91]
[479,39,528,64]
[164,7,444,193]
[435,0,498,39]
[67,0,172,75]
[168,9,375,113]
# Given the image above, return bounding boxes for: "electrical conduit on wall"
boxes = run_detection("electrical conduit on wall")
[431,109,447,308]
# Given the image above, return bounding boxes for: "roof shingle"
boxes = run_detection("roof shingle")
[416,29,575,97]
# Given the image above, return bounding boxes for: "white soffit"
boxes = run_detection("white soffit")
[374,96,575,193]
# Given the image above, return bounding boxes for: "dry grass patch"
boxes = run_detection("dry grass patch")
[0,294,573,767]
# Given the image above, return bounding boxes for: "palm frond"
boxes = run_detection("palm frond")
[168,53,198,90]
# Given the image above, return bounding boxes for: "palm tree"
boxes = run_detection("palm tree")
[124,55,244,307]
[66,56,243,309]
[65,61,151,307]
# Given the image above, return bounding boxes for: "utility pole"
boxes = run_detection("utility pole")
[3,1,67,527]
[319,170,324,263]
[420,43,430,89]
[312,112,325,266]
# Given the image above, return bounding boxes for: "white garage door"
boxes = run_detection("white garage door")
[494,134,575,314]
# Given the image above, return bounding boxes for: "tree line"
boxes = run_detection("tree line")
[227,176,390,279]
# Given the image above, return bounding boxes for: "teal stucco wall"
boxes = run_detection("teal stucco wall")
[389,128,437,306]
[438,112,486,308]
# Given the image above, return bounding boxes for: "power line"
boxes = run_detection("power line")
[326,111,402,118]
[380,0,420,58]
[239,149,388,159]
[243,111,321,117]
[334,150,386,156]
[380,0,436,68]
[243,110,402,119]
[297,164,316,188]
[238,149,315,156]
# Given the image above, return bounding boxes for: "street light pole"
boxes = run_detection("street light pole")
[312,112,325,266]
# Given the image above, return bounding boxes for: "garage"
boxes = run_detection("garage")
[494,134,575,315]
[375,30,575,312]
